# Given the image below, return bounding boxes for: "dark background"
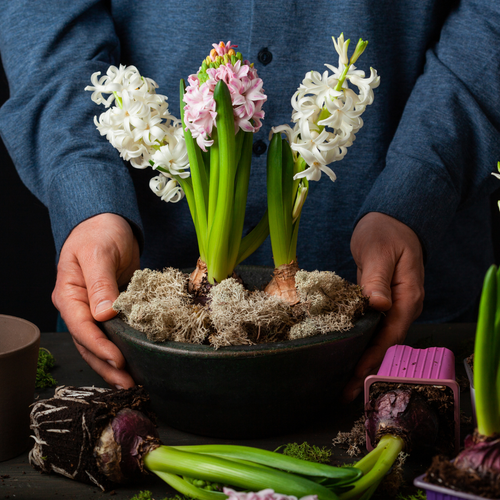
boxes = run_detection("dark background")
[0,64,58,332]
[1,61,500,334]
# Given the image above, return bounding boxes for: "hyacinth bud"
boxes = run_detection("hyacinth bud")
[292,182,308,223]
[349,38,369,65]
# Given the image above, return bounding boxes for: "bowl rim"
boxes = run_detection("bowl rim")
[101,307,381,358]
[0,314,40,358]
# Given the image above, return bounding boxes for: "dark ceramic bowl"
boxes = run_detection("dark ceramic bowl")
[101,266,380,438]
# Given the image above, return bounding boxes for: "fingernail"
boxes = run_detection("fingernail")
[96,300,113,315]
[371,291,390,300]
[115,385,125,391]
[107,359,118,369]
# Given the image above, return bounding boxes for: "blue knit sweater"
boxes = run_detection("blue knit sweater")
[1,0,499,322]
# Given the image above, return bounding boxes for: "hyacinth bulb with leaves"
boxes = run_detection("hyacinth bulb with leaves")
[265,34,380,304]
[30,386,362,499]
[86,42,269,293]
[180,42,269,289]
[424,264,500,498]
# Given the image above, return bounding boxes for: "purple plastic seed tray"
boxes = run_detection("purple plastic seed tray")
[364,345,460,452]
[414,472,497,500]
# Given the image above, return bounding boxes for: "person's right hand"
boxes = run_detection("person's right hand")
[52,213,140,389]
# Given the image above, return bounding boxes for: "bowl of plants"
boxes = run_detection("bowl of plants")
[414,265,500,500]
[101,265,380,438]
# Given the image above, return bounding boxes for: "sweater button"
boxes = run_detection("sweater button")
[257,48,273,66]
[253,139,267,156]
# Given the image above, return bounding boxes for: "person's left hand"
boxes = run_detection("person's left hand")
[343,211,425,403]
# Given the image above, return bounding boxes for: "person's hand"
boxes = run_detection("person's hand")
[343,212,425,403]
[52,213,140,389]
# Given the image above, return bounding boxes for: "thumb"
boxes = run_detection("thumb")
[84,257,120,322]
[359,259,394,312]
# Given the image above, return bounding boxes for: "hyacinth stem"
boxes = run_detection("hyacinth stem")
[287,158,307,263]
[356,479,382,500]
[350,444,385,476]
[143,445,341,500]
[208,128,220,235]
[154,166,205,258]
[474,264,500,437]
[287,214,302,264]
[235,210,270,265]
[174,176,196,223]
[170,444,361,484]
[206,80,237,283]
[338,435,404,500]
[267,133,286,265]
[292,157,308,211]
[268,134,292,267]
[227,131,253,272]
[153,470,225,500]
[281,136,294,254]
[180,79,208,261]
[267,133,306,268]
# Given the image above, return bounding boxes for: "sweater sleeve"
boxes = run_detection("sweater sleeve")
[357,0,500,258]
[0,0,143,256]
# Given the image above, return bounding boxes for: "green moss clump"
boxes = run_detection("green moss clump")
[35,348,57,389]
[395,490,426,500]
[129,491,190,500]
[277,441,332,464]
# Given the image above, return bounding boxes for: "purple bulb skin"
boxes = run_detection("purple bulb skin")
[454,431,500,479]
[95,408,161,483]
[365,388,439,452]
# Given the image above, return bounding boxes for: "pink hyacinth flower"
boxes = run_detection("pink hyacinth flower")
[223,488,318,500]
[183,46,267,151]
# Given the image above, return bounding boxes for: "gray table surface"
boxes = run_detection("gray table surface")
[0,323,476,500]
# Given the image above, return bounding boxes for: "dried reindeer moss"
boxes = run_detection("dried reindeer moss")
[208,278,295,348]
[290,270,368,339]
[114,267,369,348]
[113,268,209,344]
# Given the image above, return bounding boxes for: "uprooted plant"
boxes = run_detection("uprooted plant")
[330,377,457,499]
[30,386,361,499]
[328,387,440,500]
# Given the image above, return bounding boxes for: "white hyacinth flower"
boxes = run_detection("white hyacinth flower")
[332,33,349,66]
[275,35,380,184]
[149,174,185,203]
[151,136,190,179]
[86,64,190,190]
